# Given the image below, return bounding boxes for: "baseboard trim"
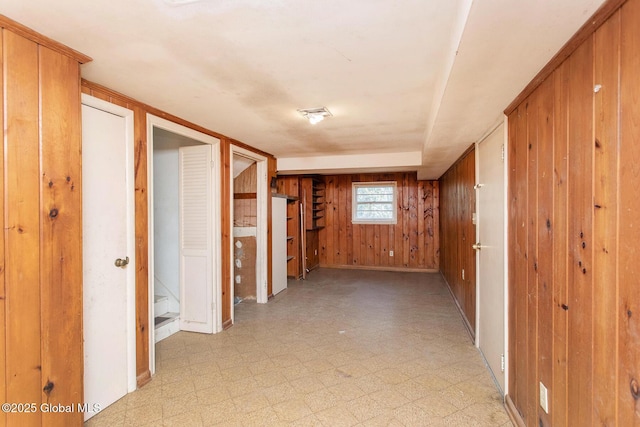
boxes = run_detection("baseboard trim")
[136,370,152,389]
[440,272,475,343]
[320,264,439,274]
[505,394,526,427]
[222,318,233,330]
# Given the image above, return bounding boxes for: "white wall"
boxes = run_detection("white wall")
[153,129,201,313]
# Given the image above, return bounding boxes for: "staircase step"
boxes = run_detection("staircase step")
[154,295,169,317]
[154,312,179,343]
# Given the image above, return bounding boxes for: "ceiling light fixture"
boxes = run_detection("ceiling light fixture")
[298,107,332,125]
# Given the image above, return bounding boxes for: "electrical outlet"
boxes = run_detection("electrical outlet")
[389,250,394,257]
[540,382,549,414]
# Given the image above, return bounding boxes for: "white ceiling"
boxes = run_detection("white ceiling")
[2,0,605,179]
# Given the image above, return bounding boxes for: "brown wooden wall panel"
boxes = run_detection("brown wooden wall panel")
[618,0,640,423]
[593,10,620,425]
[525,91,539,425]
[439,148,476,332]
[4,30,42,427]
[39,46,84,426]
[566,38,594,427]
[0,29,7,427]
[551,60,569,427]
[507,1,640,424]
[513,104,528,419]
[506,109,518,418]
[133,106,150,382]
[318,172,439,272]
[267,156,276,297]
[535,77,554,427]
[0,30,4,427]
[234,163,257,193]
[1,20,88,426]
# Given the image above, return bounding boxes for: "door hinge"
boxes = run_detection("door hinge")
[210,160,214,169]
[501,144,505,162]
[501,354,505,372]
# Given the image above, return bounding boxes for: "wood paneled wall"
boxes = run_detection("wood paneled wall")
[1,16,90,427]
[81,81,277,380]
[319,173,439,271]
[438,147,476,333]
[506,0,640,425]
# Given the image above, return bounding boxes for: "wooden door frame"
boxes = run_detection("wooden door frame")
[229,145,269,320]
[146,114,222,375]
[81,94,137,393]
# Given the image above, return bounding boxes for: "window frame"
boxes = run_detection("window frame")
[351,181,398,225]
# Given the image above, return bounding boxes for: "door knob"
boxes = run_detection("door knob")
[472,243,484,251]
[115,256,130,267]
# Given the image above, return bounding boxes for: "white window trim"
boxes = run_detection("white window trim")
[351,181,397,225]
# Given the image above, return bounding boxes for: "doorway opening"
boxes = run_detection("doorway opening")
[147,115,222,375]
[229,145,269,324]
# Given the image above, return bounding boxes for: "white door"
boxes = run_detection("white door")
[82,100,135,420]
[477,124,506,392]
[179,145,214,333]
[272,197,287,295]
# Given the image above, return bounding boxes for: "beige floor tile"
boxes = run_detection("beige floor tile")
[345,395,386,422]
[161,410,203,427]
[231,390,271,414]
[314,404,360,427]
[161,391,199,419]
[272,398,313,422]
[303,388,340,413]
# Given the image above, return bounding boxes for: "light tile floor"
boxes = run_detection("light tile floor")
[86,269,512,426]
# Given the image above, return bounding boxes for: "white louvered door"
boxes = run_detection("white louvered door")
[179,145,214,333]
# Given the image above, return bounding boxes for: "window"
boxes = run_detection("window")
[352,181,397,224]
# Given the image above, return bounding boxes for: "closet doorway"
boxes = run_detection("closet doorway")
[147,115,222,374]
[229,145,269,324]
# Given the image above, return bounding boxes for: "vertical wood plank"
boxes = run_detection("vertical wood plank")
[134,105,150,380]
[618,0,640,423]
[536,77,554,427]
[593,10,620,426]
[0,28,5,427]
[267,157,276,296]
[514,103,529,418]
[552,60,569,427]
[39,45,83,426]
[432,182,440,270]
[345,180,353,266]
[417,181,426,268]
[408,176,418,267]
[324,176,334,266]
[402,174,410,267]
[338,175,347,265]
[507,110,519,408]
[526,91,539,425]
[566,38,594,427]
[3,30,42,426]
